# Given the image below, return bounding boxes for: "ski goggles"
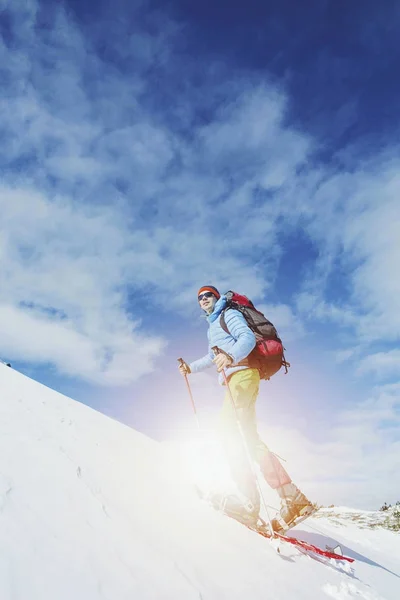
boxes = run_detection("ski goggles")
[198,291,215,302]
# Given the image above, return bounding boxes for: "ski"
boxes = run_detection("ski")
[254,523,354,563]
[198,489,354,564]
[223,509,354,563]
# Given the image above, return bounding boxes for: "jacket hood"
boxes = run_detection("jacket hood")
[207,295,227,323]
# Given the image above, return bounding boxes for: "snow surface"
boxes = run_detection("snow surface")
[0,363,399,599]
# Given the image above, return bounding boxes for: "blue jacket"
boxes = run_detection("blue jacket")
[189,295,256,385]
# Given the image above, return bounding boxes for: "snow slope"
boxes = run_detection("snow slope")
[0,363,399,599]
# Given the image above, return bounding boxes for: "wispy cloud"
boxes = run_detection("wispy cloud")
[0,187,166,383]
[290,157,400,402]
[258,303,305,342]
[356,350,400,380]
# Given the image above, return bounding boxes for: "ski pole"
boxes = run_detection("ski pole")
[212,346,276,538]
[177,358,200,431]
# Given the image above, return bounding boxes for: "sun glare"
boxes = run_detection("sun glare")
[175,435,236,495]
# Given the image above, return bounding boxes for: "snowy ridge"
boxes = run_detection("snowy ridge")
[314,507,399,530]
[0,363,399,599]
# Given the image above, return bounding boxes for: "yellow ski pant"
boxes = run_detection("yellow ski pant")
[219,368,291,508]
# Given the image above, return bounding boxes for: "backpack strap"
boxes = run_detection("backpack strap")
[219,310,250,368]
[219,309,230,335]
[220,307,254,343]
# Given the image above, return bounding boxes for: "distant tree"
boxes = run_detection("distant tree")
[383,501,400,532]
[388,507,400,532]
[380,502,391,511]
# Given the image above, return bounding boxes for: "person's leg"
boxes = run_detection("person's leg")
[257,444,292,489]
[219,369,261,516]
[219,369,312,530]
[243,386,314,532]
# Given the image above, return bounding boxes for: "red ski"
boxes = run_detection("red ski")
[256,527,354,563]
[242,510,354,563]
[198,488,354,564]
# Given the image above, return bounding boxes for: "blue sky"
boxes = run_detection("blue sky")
[0,0,399,508]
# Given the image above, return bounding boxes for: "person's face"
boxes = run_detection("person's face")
[198,291,217,314]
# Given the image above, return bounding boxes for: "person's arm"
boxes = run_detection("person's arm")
[224,310,256,363]
[189,349,214,373]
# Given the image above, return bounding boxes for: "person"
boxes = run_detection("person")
[179,285,313,532]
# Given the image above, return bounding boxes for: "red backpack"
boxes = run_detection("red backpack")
[220,291,290,380]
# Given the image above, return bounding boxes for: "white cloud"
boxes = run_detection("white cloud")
[0,186,166,384]
[296,294,358,328]
[257,303,305,341]
[343,173,400,340]
[198,85,312,188]
[356,350,400,380]
[334,346,361,364]
[288,157,400,395]
[295,161,400,342]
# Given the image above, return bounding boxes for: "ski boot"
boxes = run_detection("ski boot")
[208,492,261,528]
[272,483,315,533]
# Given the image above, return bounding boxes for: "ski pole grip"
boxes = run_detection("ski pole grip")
[177,357,191,375]
[212,346,232,360]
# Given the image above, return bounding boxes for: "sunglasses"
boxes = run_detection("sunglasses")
[198,292,215,302]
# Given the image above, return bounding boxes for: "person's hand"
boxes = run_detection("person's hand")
[213,352,233,372]
[178,360,191,376]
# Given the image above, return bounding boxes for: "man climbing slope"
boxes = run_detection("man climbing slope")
[179,285,313,532]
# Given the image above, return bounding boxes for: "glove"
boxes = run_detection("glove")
[213,352,233,372]
[178,360,191,375]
